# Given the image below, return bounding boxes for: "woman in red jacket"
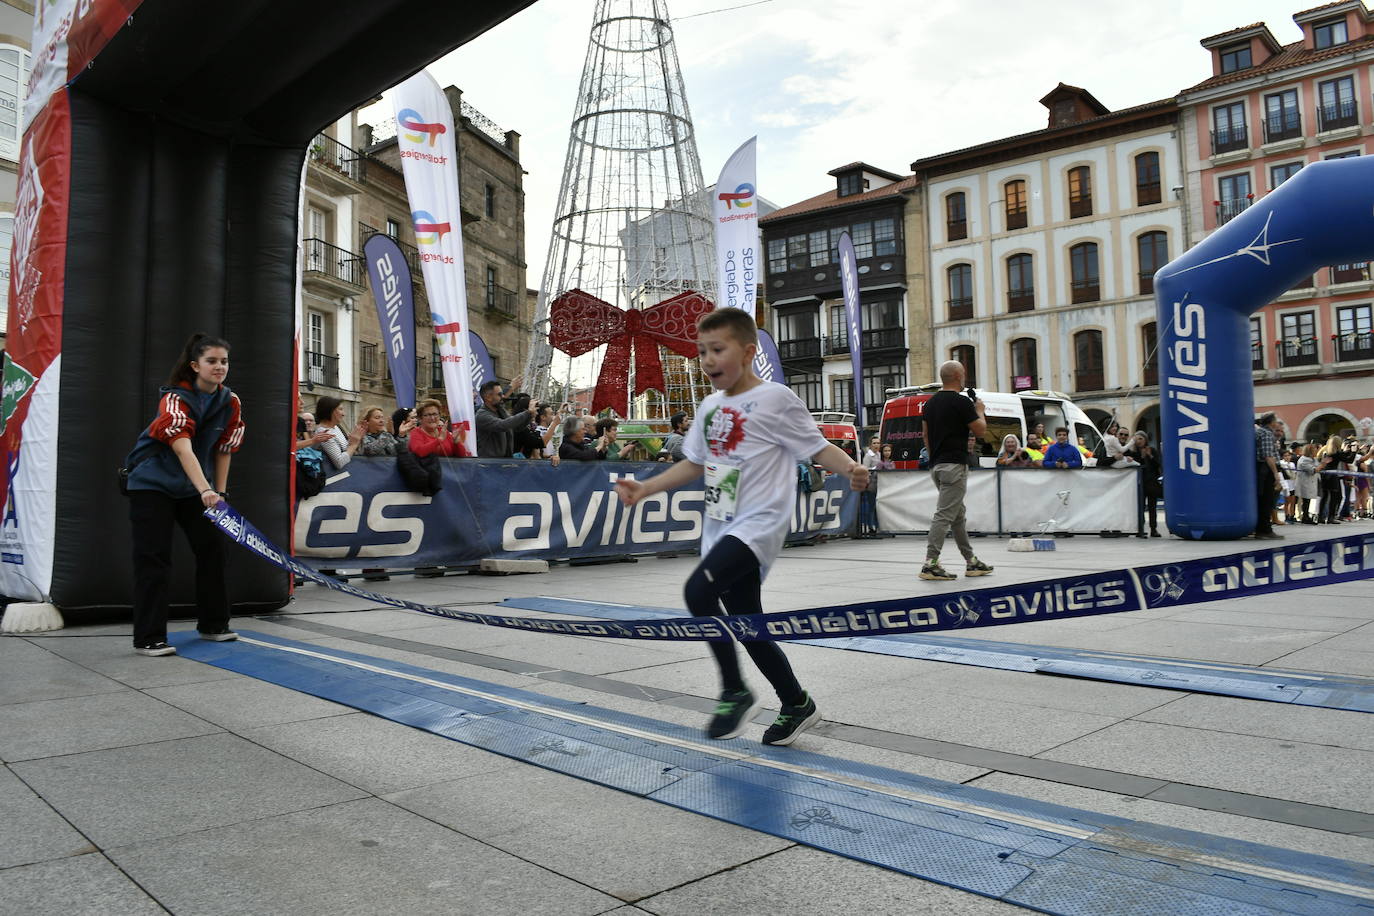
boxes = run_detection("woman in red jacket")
[407,398,471,458]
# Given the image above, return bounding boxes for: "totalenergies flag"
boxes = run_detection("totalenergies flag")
[0,0,144,600]
[392,71,476,455]
[713,137,759,313]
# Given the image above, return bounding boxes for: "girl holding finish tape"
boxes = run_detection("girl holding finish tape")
[122,334,245,656]
[614,309,868,746]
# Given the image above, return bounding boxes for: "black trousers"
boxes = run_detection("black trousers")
[684,535,805,706]
[1254,464,1276,534]
[1319,475,1344,523]
[129,490,229,646]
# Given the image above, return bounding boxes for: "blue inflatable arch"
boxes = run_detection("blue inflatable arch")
[1154,157,1374,539]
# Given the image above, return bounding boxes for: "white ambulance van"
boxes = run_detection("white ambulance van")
[879,385,1104,468]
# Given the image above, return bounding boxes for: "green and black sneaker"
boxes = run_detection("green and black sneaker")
[707,688,761,740]
[762,693,821,746]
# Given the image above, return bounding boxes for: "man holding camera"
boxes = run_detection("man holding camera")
[919,360,994,581]
[476,380,538,458]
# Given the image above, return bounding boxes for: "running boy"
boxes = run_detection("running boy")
[614,309,868,745]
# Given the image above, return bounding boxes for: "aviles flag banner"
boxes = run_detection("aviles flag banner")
[363,234,417,408]
[838,231,863,426]
[393,72,476,454]
[713,137,759,313]
[468,331,494,405]
[754,328,783,383]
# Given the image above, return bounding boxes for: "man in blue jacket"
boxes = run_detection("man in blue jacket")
[1042,427,1083,469]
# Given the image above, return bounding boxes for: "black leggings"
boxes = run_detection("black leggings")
[684,535,805,706]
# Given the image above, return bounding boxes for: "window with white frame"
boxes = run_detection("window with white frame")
[308,310,326,355]
[0,46,31,163]
[0,212,11,335]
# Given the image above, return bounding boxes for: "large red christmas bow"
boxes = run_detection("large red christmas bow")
[548,288,714,415]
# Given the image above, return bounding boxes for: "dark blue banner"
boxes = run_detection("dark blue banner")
[468,331,495,405]
[363,233,417,407]
[754,328,784,384]
[211,497,1374,642]
[293,459,856,568]
[838,231,863,426]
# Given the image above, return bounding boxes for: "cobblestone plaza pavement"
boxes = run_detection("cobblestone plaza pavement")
[2,524,1372,914]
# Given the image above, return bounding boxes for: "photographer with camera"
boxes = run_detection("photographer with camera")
[918,361,994,581]
[476,380,538,458]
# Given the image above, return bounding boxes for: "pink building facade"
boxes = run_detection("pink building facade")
[1179,1,1374,443]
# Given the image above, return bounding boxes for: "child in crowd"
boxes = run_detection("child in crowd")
[614,309,868,746]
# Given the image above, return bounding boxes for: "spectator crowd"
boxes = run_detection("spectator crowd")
[294,382,1373,548]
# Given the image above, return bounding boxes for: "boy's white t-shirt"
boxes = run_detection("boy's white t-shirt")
[682,381,829,575]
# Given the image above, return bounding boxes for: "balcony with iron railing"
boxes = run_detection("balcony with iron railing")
[1007,287,1035,312]
[948,296,973,321]
[305,351,339,388]
[946,218,967,241]
[1251,342,1265,371]
[778,337,822,361]
[862,327,905,350]
[1138,271,1156,296]
[1136,182,1162,206]
[1070,278,1099,304]
[1335,330,1374,361]
[1211,123,1248,155]
[1074,368,1104,392]
[308,133,367,188]
[1215,197,1252,226]
[1317,99,1359,132]
[303,238,366,292]
[1006,208,1028,230]
[1262,110,1302,144]
[1068,196,1093,219]
[1277,337,1319,368]
[1330,262,1370,284]
[485,284,519,319]
[359,341,378,378]
[1143,360,1159,387]
[358,223,423,274]
[831,327,905,354]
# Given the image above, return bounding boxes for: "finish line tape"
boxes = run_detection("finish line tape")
[206,502,1374,643]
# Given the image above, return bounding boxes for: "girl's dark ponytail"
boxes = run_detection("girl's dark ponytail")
[166,332,230,387]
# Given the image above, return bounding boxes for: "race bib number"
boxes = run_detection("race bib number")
[704,462,742,522]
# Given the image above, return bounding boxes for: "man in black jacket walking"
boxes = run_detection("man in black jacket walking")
[476,380,537,458]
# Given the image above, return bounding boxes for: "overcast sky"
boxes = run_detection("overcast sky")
[377,0,1320,289]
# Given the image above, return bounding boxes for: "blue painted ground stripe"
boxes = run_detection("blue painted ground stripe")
[170,630,1374,915]
[499,596,1374,713]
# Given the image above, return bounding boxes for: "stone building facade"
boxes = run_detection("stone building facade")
[298,85,532,424]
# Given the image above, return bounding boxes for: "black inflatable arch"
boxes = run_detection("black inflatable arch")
[62,0,534,613]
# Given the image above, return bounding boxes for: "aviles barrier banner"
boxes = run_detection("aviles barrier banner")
[212,500,1374,643]
[877,468,1141,534]
[292,459,857,568]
